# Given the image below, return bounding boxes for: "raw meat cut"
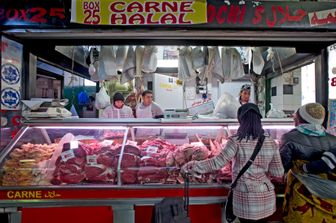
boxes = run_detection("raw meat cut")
[121,169,138,184]
[140,157,166,167]
[115,145,141,157]
[138,167,168,184]
[52,141,118,185]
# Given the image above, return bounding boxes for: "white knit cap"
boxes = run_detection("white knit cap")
[298,103,325,125]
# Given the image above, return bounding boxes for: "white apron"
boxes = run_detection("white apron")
[136,104,160,137]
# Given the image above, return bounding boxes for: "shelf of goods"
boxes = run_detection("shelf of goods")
[0,119,293,223]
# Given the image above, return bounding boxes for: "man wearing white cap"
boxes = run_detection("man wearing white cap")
[280,103,336,223]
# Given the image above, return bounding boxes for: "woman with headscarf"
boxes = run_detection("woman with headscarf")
[280,103,336,222]
[239,84,251,105]
[182,103,284,223]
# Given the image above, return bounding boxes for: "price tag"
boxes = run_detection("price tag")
[86,155,98,165]
[146,146,158,154]
[61,150,75,162]
[70,141,79,149]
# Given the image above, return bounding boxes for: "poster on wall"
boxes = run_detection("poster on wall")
[329,44,336,100]
[328,99,336,129]
[1,37,23,110]
[70,0,207,25]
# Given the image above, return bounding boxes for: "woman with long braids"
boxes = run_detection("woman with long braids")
[182,103,284,223]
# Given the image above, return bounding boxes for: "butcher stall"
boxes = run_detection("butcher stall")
[0,119,292,223]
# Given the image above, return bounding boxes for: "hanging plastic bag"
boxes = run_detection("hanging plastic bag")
[266,103,286,118]
[116,46,127,71]
[142,46,158,73]
[213,92,240,119]
[100,46,117,80]
[210,47,224,83]
[121,46,136,84]
[70,104,79,117]
[89,47,100,81]
[191,46,205,71]
[252,47,265,75]
[95,86,111,110]
[78,91,90,106]
[230,48,245,80]
[178,47,196,80]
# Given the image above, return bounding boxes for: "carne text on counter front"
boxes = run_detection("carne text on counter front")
[6,190,61,199]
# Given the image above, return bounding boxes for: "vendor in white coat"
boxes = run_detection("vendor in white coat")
[102,92,134,119]
[136,90,164,119]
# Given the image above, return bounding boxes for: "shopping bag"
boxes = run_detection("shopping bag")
[95,86,111,110]
[78,91,90,106]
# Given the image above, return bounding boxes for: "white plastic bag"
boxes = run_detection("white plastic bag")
[121,46,136,84]
[142,46,158,73]
[191,47,205,70]
[95,86,111,110]
[213,92,240,119]
[100,46,117,80]
[266,103,286,118]
[222,47,245,82]
[252,47,265,75]
[116,46,127,71]
[212,47,224,83]
[178,47,196,80]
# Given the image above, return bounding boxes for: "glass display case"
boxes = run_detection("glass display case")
[0,119,294,188]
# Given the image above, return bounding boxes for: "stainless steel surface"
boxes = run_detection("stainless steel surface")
[0,183,230,191]
[117,128,130,186]
[113,205,134,223]
[23,118,293,126]
[5,29,336,43]
[0,197,226,208]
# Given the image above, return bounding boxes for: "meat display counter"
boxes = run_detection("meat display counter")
[0,119,293,223]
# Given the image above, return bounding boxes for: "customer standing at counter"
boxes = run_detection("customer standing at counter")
[136,90,164,118]
[239,84,251,105]
[102,92,134,119]
[182,103,284,223]
[280,103,336,223]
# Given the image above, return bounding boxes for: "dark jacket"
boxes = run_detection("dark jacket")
[279,129,336,172]
[304,147,336,174]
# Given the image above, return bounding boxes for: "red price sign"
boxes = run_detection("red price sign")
[331,77,336,87]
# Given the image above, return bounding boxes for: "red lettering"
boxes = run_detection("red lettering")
[277,6,287,25]
[128,2,143,13]
[6,9,19,21]
[110,2,125,13]
[216,6,227,25]
[129,13,145,25]
[110,13,126,24]
[83,2,89,10]
[180,2,193,13]
[331,77,336,87]
[207,4,216,24]
[252,6,264,25]
[227,6,240,24]
[239,5,246,24]
[160,13,177,24]
[30,8,47,23]
[266,6,277,27]
[84,10,91,24]
[0,9,5,21]
[50,8,65,19]
[145,2,160,13]
[18,9,29,21]
[146,13,159,24]
[178,13,190,24]
[162,2,178,12]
